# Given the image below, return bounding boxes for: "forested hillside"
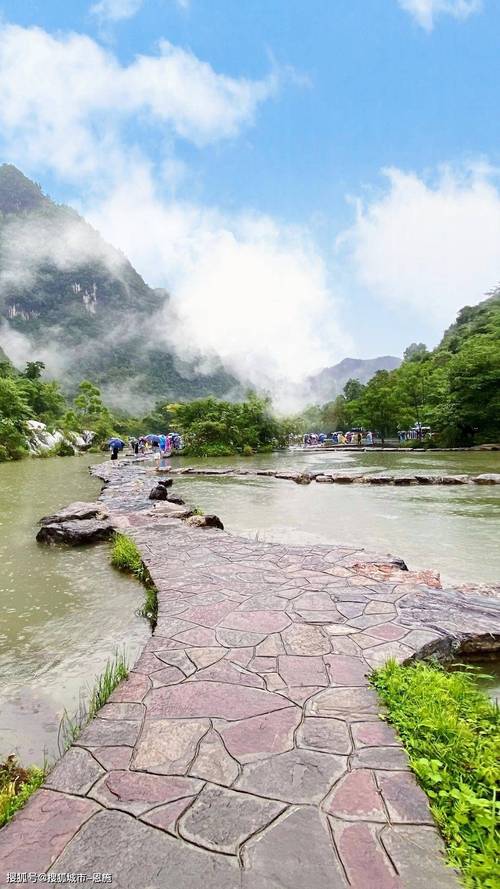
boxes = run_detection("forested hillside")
[0,165,237,405]
[306,292,500,445]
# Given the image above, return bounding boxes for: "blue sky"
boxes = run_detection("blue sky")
[0,0,499,394]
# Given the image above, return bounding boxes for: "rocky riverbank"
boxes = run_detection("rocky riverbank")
[26,420,94,456]
[1,458,499,887]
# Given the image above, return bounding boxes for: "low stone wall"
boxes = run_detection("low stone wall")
[0,459,499,888]
[168,465,500,486]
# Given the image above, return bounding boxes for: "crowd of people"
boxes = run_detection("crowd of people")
[109,432,183,460]
[129,433,183,455]
[302,430,374,447]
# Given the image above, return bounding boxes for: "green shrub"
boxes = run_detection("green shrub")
[372,660,500,889]
[0,757,45,828]
[55,440,75,457]
[0,419,28,461]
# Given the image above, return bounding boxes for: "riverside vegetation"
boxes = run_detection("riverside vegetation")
[0,651,128,828]
[372,660,500,889]
[111,533,158,626]
[1,294,499,460]
[299,292,500,446]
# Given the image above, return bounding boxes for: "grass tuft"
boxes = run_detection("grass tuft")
[372,659,500,889]
[0,756,45,828]
[111,533,158,626]
[58,649,129,754]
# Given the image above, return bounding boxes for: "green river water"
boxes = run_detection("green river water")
[0,455,148,766]
[0,448,498,764]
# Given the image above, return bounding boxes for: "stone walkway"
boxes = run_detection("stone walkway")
[1,460,499,889]
[168,464,500,486]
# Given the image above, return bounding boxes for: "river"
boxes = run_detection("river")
[0,454,148,766]
[0,447,498,766]
[171,448,500,587]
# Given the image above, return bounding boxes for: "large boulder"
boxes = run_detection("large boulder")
[185,514,224,530]
[39,502,107,525]
[148,484,169,500]
[37,519,115,545]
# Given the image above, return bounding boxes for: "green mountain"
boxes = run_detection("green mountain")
[0,164,238,409]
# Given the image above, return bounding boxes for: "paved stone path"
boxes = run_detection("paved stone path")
[1,460,499,889]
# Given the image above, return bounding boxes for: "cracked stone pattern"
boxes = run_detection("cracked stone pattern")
[2,460,495,886]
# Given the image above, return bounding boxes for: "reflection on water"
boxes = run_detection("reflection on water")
[452,656,500,706]
[172,449,500,586]
[0,454,149,765]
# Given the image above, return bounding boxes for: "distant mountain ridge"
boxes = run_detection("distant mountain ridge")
[0,164,238,410]
[307,355,402,403]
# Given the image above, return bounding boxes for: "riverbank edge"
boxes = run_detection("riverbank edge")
[0,457,499,886]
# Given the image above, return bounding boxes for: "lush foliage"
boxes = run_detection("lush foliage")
[111,533,158,625]
[165,393,295,457]
[0,355,66,460]
[0,756,44,828]
[302,293,500,444]
[372,660,500,888]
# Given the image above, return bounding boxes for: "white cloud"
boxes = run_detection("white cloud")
[342,165,500,326]
[0,23,346,404]
[85,169,349,403]
[398,0,482,30]
[0,24,278,183]
[90,0,190,23]
[90,0,144,22]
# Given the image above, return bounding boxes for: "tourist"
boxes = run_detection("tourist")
[357,431,362,446]
[366,430,373,445]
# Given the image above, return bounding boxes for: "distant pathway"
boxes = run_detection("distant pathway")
[1,460,499,889]
[167,464,500,485]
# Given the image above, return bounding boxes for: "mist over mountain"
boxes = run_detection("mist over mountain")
[0,165,405,412]
[306,355,402,404]
[0,164,239,411]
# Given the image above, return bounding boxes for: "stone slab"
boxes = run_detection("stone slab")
[0,790,100,874]
[50,809,241,889]
[179,785,284,853]
[145,681,289,721]
[236,748,347,804]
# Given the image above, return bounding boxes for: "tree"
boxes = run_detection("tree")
[343,378,366,402]
[356,371,399,445]
[395,360,431,428]
[74,381,106,423]
[168,395,290,456]
[73,380,114,442]
[403,343,429,363]
[446,337,500,442]
[23,360,45,380]
[0,377,32,424]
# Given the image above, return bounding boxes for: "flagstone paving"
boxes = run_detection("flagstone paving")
[1,459,499,888]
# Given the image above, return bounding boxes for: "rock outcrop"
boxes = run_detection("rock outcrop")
[39,502,107,525]
[185,514,224,530]
[36,518,115,545]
